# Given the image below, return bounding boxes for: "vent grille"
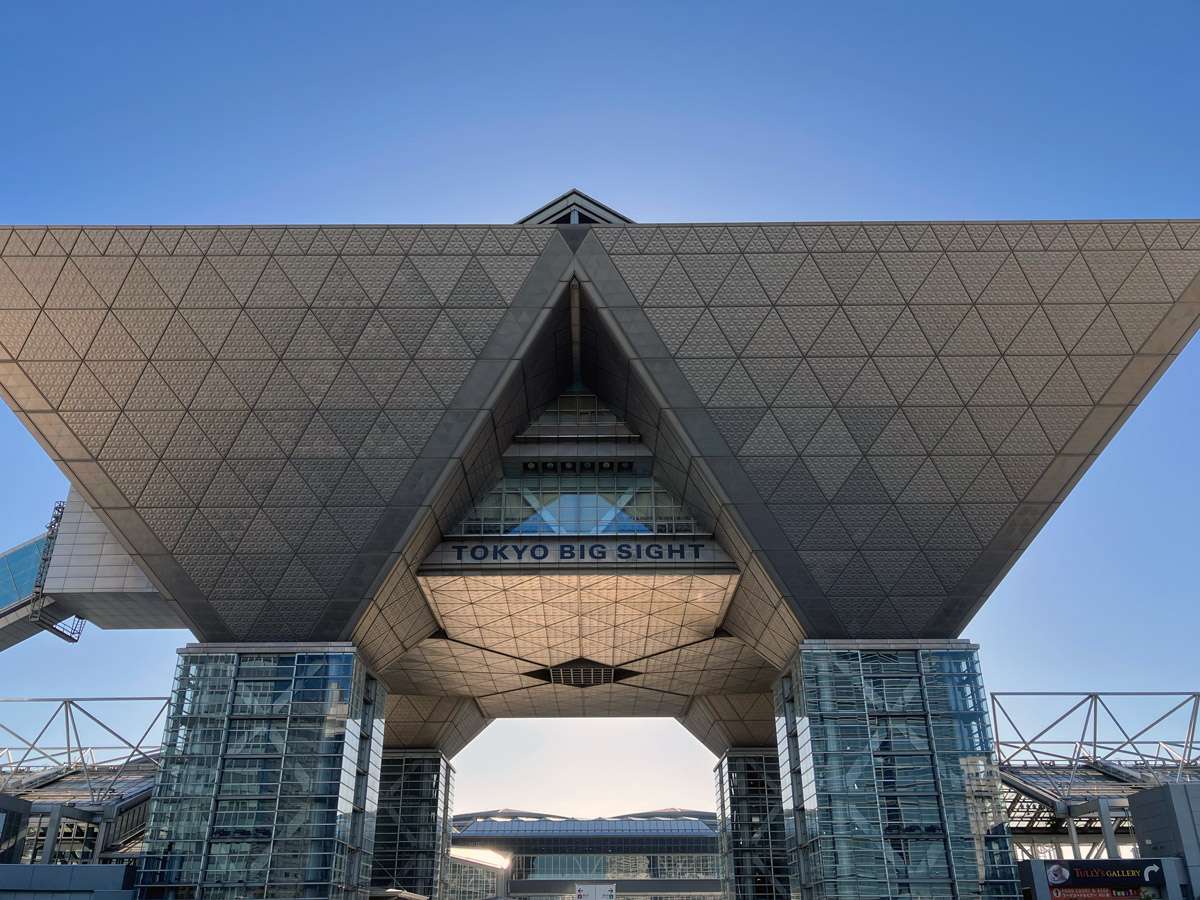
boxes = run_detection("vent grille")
[526,658,639,688]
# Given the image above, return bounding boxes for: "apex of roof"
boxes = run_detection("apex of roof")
[517,189,634,225]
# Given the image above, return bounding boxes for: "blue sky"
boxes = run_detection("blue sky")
[1,1,1198,816]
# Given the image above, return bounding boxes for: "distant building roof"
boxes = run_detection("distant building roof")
[452,809,560,822]
[455,817,716,837]
[454,808,716,821]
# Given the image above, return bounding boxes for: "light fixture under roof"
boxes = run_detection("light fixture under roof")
[525,657,640,687]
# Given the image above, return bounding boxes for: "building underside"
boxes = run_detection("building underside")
[3,195,1199,754]
[2,192,1200,900]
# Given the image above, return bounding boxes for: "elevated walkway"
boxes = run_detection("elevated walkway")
[0,490,185,653]
[0,535,73,651]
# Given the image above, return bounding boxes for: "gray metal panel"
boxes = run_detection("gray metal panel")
[39,487,185,629]
[586,221,1200,638]
[0,225,559,645]
[3,217,1198,724]
[384,694,491,756]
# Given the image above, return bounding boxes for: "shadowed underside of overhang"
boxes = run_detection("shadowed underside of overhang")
[369,352,784,736]
[349,274,799,743]
[2,217,1200,753]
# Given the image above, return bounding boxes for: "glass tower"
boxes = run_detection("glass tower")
[372,750,454,898]
[715,750,790,900]
[773,640,1019,900]
[137,643,385,900]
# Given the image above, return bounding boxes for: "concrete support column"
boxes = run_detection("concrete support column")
[371,750,454,900]
[715,749,790,900]
[135,642,386,900]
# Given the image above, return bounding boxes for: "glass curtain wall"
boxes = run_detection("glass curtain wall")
[18,815,98,863]
[443,855,506,900]
[372,751,454,899]
[0,534,44,607]
[137,644,385,900]
[507,853,719,879]
[773,641,1019,900]
[715,751,790,900]
[0,802,25,863]
[445,388,703,539]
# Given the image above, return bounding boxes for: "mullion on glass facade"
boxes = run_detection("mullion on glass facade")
[0,535,44,607]
[371,751,454,898]
[450,814,723,900]
[137,644,385,900]
[446,475,703,537]
[715,751,790,900]
[444,853,509,900]
[500,852,719,879]
[774,641,1020,900]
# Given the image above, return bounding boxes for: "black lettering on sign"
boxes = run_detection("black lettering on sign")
[450,541,711,562]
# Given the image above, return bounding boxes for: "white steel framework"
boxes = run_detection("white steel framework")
[991,692,1200,861]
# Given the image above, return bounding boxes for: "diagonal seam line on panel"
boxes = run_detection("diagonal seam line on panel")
[341,230,578,660]
[575,222,1200,643]
[572,229,828,645]
[930,261,1200,632]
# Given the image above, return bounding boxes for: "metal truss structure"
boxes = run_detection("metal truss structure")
[0,696,167,805]
[991,692,1200,860]
[2,691,1199,869]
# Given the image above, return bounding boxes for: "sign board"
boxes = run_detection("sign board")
[422,538,734,572]
[576,885,616,900]
[1043,860,1166,888]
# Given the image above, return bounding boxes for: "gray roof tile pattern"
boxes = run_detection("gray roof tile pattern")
[2,218,1198,748]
